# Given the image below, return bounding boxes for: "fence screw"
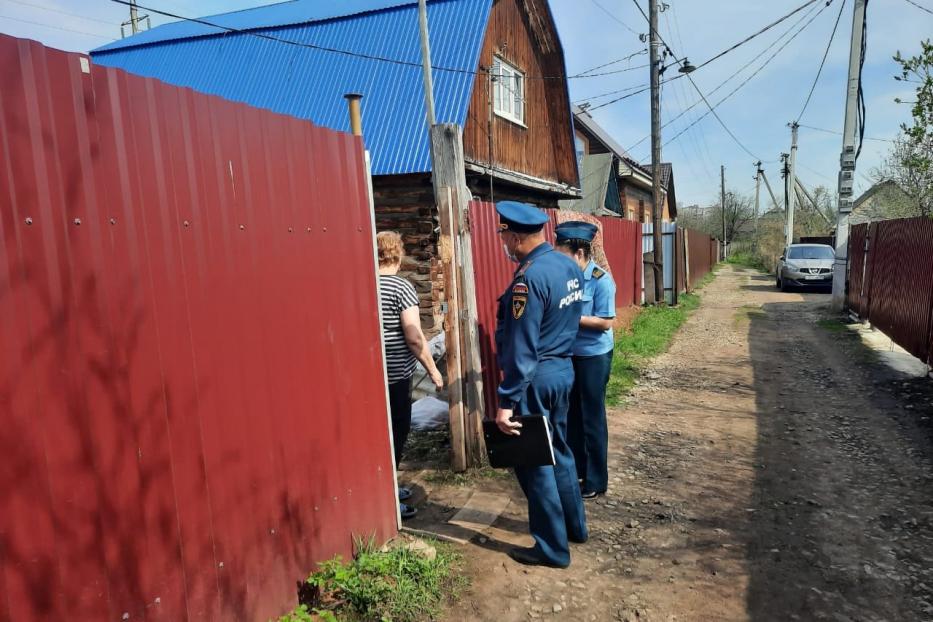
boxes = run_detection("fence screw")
[239,224,245,231]
[218,561,224,568]
[122,614,129,621]
[323,227,328,232]
[306,227,312,233]
[24,217,33,225]
[73,218,82,226]
[183,220,190,228]
[357,226,362,232]
[109,218,117,225]
[154,597,161,605]
[288,227,293,233]
[270,528,276,535]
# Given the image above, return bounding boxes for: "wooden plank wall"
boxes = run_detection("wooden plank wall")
[463,0,578,188]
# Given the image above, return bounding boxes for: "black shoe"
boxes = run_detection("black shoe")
[569,534,589,544]
[581,490,604,499]
[399,503,418,519]
[507,547,569,569]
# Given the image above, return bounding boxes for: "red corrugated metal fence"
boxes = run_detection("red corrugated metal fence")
[468,201,641,415]
[684,228,717,290]
[0,35,396,622]
[847,217,933,364]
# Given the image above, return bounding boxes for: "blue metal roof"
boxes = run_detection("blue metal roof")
[91,0,491,176]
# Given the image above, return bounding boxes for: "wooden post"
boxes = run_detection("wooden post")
[683,228,692,292]
[437,187,467,472]
[430,124,487,469]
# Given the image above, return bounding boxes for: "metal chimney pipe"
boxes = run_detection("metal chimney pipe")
[344,93,363,137]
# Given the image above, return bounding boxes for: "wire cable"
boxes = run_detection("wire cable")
[588,0,642,37]
[902,0,933,14]
[0,13,116,40]
[797,0,847,122]
[626,0,825,153]
[571,49,647,77]
[645,0,836,162]
[110,0,647,82]
[1,0,120,27]
[798,124,893,142]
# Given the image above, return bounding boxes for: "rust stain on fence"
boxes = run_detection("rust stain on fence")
[0,35,396,621]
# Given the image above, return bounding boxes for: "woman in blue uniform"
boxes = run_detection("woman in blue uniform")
[555,221,617,499]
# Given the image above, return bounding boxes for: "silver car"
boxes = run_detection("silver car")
[775,244,835,291]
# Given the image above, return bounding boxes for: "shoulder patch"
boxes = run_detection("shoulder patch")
[512,282,529,296]
[592,267,606,279]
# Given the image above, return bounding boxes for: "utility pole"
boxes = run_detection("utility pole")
[786,122,799,248]
[417,0,436,127]
[832,0,867,311]
[760,169,781,212]
[120,0,150,37]
[648,0,664,304]
[754,161,762,240]
[721,165,727,257]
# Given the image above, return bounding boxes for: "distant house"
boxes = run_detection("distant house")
[849,179,915,224]
[91,0,580,330]
[567,106,677,222]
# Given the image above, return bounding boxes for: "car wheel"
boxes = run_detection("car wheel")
[775,276,781,289]
[780,278,788,292]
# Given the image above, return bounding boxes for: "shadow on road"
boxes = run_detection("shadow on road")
[743,272,933,621]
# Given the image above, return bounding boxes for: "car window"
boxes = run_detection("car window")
[787,246,834,260]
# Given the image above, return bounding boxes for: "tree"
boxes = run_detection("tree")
[718,191,755,245]
[878,40,933,216]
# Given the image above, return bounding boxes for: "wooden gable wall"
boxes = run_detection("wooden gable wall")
[463,0,579,189]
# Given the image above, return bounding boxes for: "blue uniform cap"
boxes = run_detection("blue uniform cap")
[555,221,599,243]
[496,201,549,233]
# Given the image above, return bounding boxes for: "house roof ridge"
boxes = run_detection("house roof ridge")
[92,0,445,55]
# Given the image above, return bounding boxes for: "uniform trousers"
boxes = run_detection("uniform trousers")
[567,350,613,495]
[514,359,588,566]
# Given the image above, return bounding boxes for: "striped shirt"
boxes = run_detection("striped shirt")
[379,275,420,382]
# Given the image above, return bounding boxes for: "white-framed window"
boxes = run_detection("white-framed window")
[492,56,525,126]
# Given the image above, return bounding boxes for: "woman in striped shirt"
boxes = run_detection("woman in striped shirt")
[377,231,443,519]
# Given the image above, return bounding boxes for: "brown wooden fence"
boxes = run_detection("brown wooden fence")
[0,35,396,621]
[848,218,933,365]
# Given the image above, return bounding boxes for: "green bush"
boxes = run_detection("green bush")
[279,538,465,622]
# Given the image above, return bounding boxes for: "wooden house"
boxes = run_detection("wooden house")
[570,106,677,223]
[91,0,580,331]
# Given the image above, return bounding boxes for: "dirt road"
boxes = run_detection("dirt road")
[422,265,933,622]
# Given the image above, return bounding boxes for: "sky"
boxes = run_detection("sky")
[1,0,930,207]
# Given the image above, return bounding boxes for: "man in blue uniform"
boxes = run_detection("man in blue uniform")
[494,201,588,569]
[555,221,617,499]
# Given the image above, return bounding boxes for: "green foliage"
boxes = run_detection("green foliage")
[817,318,848,333]
[884,40,933,216]
[286,538,465,622]
[725,251,767,272]
[607,292,702,405]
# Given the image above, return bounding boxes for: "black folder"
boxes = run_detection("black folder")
[482,415,556,469]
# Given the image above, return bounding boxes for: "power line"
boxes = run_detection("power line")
[0,13,116,40]
[588,0,641,36]
[688,0,823,72]
[108,0,650,82]
[1,0,119,27]
[647,0,835,162]
[902,0,933,15]
[797,0,848,122]
[626,0,825,154]
[798,124,895,142]
[572,49,647,77]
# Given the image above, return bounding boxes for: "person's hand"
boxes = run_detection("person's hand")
[496,408,522,436]
[430,369,443,390]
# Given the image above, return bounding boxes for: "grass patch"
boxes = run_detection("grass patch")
[817,318,848,333]
[403,428,449,467]
[423,465,511,486]
[606,292,702,405]
[726,251,768,273]
[277,537,467,622]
